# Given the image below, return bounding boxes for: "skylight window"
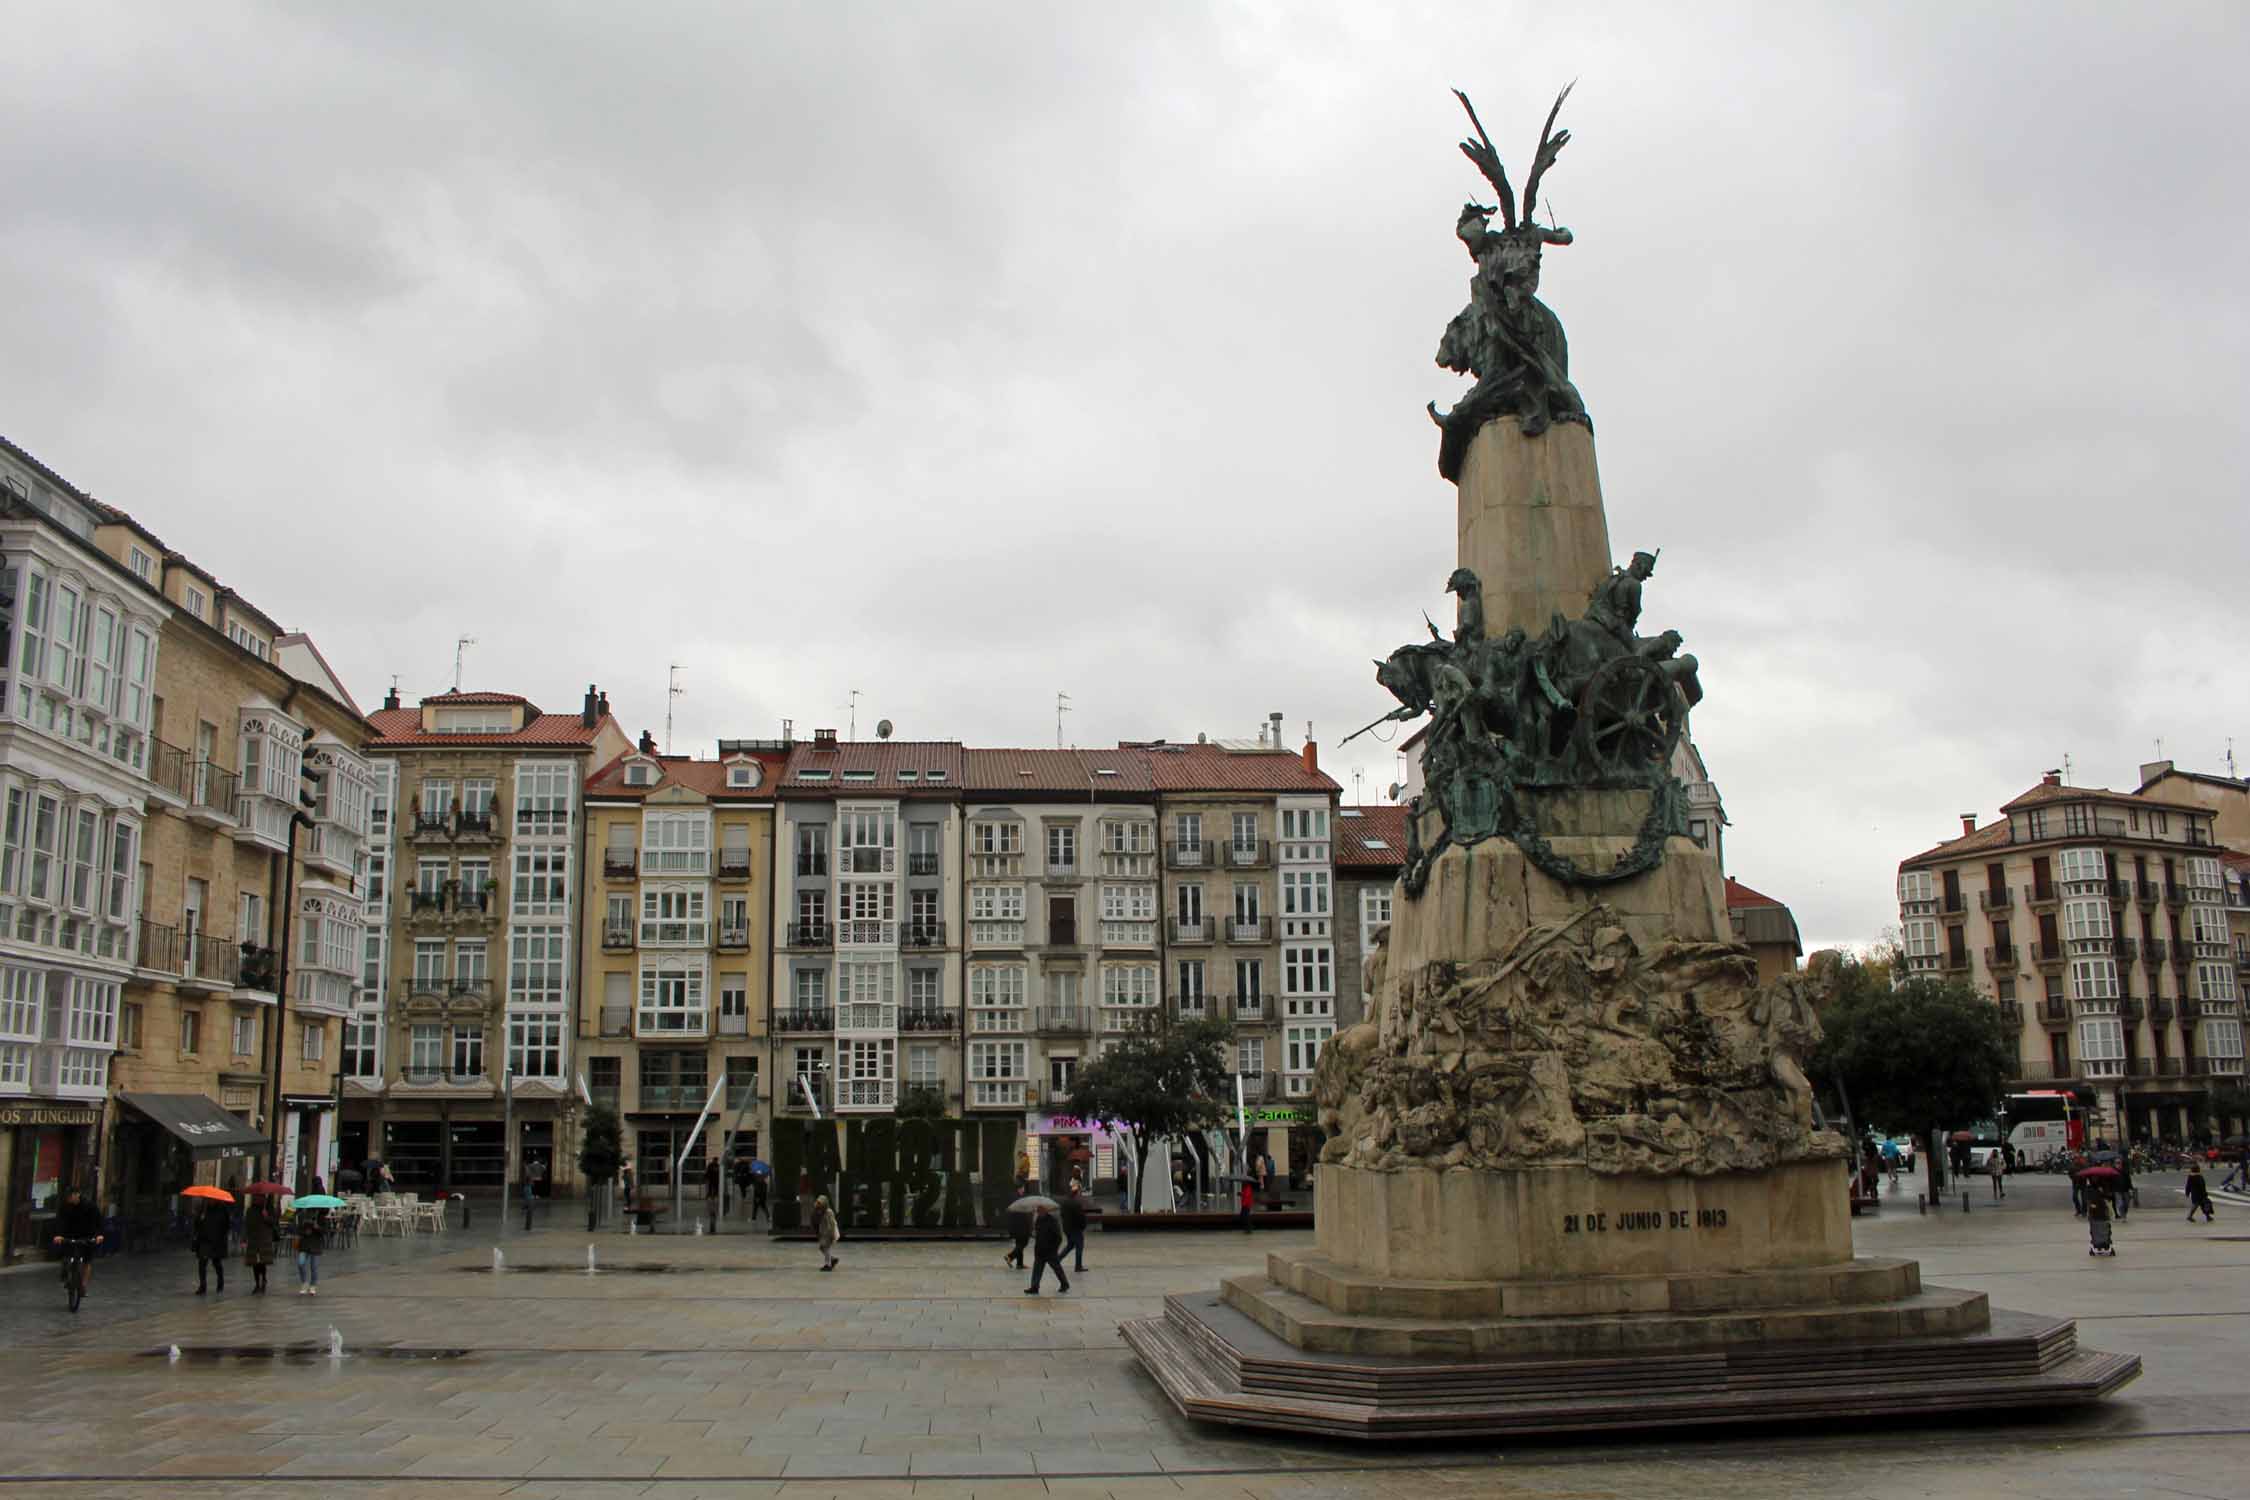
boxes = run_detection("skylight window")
[842,770,875,782]
[798,770,832,782]
[1364,838,1390,850]
[925,770,948,782]
[897,770,919,782]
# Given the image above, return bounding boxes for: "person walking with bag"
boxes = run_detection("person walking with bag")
[2186,1162,2217,1223]
[813,1195,841,1272]
[1060,1181,1089,1273]
[1985,1148,2007,1201]
[191,1198,229,1295]
[1024,1203,1070,1295]
[243,1194,279,1295]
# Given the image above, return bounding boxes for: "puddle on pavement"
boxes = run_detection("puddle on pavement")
[141,1343,470,1362]
[459,1262,710,1274]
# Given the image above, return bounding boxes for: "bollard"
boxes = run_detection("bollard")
[1963,1192,1971,1213]
[1917,1194,1927,1215]
[460,1197,472,1229]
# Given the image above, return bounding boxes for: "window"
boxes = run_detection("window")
[624,762,655,787]
[511,847,569,917]
[178,1008,201,1055]
[1047,822,1077,871]
[49,580,80,691]
[508,928,568,1007]
[1281,807,1329,841]
[793,968,828,1009]
[1173,813,1202,850]
[1284,945,1333,998]
[638,957,708,1033]
[640,885,708,945]
[366,851,387,904]
[2192,905,2231,947]
[2187,856,2223,892]
[2206,1018,2244,1062]
[795,823,829,875]
[2057,847,2105,884]
[908,967,939,1009]
[969,965,1027,1030]
[839,961,895,1028]
[343,1018,379,1079]
[1282,869,1331,918]
[643,812,710,875]
[86,606,115,711]
[1103,820,1153,854]
[454,940,488,990]
[839,808,894,871]
[1177,959,1206,1010]
[67,807,98,911]
[239,891,266,947]
[2063,898,2112,943]
[1897,871,1934,905]
[1102,964,1157,1010]
[2076,1016,2124,1077]
[971,885,1025,920]
[183,585,206,620]
[1360,887,1393,941]
[907,1042,939,1086]
[460,778,496,817]
[972,821,1022,855]
[1176,883,1204,925]
[1285,1023,1333,1081]
[413,939,447,989]
[232,1014,257,1057]
[302,1022,325,1063]
[726,762,759,789]
[1050,1055,1078,1095]
[1237,1036,1266,1076]
[969,1040,1026,1079]
[0,786,22,895]
[2068,958,2120,1002]
[1232,812,1258,852]
[457,857,492,906]
[720,975,748,1025]
[507,1012,563,1078]
[1236,958,1264,1002]
[1903,920,1939,959]
[128,545,154,582]
[409,1023,442,1074]
[106,819,135,922]
[416,858,449,899]
[119,1001,142,1049]
[2199,963,2237,1004]
[515,761,573,835]
[451,1024,483,1077]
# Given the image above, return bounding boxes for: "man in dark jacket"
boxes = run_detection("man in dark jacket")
[52,1188,104,1296]
[192,1199,229,1294]
[1059,1184,1089,1273]
[1025,1203,1071,1295]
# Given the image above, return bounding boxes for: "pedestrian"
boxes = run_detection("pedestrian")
[1002,1200,1032,1269]
[1117,1154,1131,1212]
[294,1203,328,1294]
[191,1197,229,1294]
[2002,1141,2016,1175]
[2187,1162,2217,1223]
[377,1160,397,1195]
[750,1170,769,1223]
[1239,1176,1256,1233]
[521,1171,537,1231]
[1880,1138,1901,1186]
[732,1155,753,1217]
[2115,1156,2134,1221]
[813,1194,840,1272]
[2225,1146,2250,1194]
[2085,1185,2115,1257]
[704,1157,722,1233]
[1263,1150,1276,1193]
[619,1159,637,1231]
[243,1193,278,1295]
[1024,1202,1070,1295]
[1985,1147,2006,1201]
[1060,1182,1089,1273]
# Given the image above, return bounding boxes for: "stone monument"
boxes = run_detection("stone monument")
[1121,88,2139,1438]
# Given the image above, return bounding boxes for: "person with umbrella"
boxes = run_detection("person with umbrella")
[1024,1201,1070,1295]
[1002,1188,1041,1271]
[2084,1176,2117,1256]
[731,1153,753,1218]
[749,1160,770,1224]
[290,1193,345,1295]
[241,1183,284,1295]
[185,1185,232,1295]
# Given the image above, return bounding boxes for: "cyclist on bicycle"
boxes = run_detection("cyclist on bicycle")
[51,1187,104,1294]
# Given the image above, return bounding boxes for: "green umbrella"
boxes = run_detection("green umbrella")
[292,1194,345,1209]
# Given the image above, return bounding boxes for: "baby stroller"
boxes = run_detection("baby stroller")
[2088,1204,2116,1257]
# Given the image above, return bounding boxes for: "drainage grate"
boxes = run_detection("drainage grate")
[142,1343,470,1362]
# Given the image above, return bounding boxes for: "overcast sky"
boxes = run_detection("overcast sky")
[4,2,2245,950]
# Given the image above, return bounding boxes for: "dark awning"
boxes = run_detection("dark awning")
[117,1092,267,1161]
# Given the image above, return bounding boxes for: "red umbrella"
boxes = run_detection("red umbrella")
[2073,1165,2121,1182]
[181,1184,234,1203]
[242,1181,289,1197]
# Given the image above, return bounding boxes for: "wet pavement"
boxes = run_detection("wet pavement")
[0,1170,2245,1498]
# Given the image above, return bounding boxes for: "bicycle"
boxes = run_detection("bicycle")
[55,1237,98,1313]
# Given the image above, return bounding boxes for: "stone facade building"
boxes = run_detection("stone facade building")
[346,686,628,1194]
[580,734,787,1195]
[1896,772,2244,1143]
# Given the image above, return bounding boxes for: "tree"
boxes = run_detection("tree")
[578,1104,624,1188]
[894,1085,948,1121]
[1813,959,2013,1203]
[1063,1015,1233,1212]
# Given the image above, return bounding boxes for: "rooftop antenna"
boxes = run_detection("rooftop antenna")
[452,636,476,693]
[2155,737,2165,761]
[1057,691,1072,748]
[843,688,860,741]
[1352,769,1364,805]
[2063,752,2074,786]
[2228,737,2238,779]
[665,665,685,754]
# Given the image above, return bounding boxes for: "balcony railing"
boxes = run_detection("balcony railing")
[2112,937,2139,962]
[1942,948,1971,972]
[1047,923,1079,949]
[775,1008,835,1032]
[782,1080,828,1112]
[838,1078,896,1110]
[2011,1059,2068,1082]
[2106,878,2131,902]
[1227,916,1273,944]
[2032,941,2066,963]
[1940,892,1965,914]
[786,921,832,949]
[1979,888,2012,912]
[2040,998,2068,1022]
[454,806,500,839]
[411,810,452,839]
[2025,884,2058,907]
[1223,1071,1278,1103]
[2121,999,2144,1022]
[717,926,750,950]
[838,919,895,946]
[2124,1057,2153,1077]
[902,920,947,948]
[2144,940,2169,963]
[2159,1057,2185,1077]
[136,919,183,976]
[602,924,634,950]
[189,761,239,822]
[718,1012,749,1036]
[2165,883,2188,906]
[1225,839,1270,868]
[795,854,828,878]
[1225,994,1270,1022]
[1171,917,1212,944]
[1165,841,1209,868]
[600,1005,629,1037]
[907,851,940,877]
[718,850,753,879]
[1036,1006,1090,1034]
[454,884,495,917]
[1984,945,2015,971]
[146,737,194,801]
[900,1008,956,1033]
[590,1085,621,1112]
[2152,1000,2175,1022]
[1998,1001,2022,1026]
[970,1079,1027,1109]
[2138,879,2163,903]
[409,889,447,915]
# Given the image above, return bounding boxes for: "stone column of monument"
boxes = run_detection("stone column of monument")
[1123,86,2139,1438]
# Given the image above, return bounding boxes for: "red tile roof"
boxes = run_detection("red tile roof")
[2000,779,2201,814]
[422,690,536,708]
[1898,818,2014,868]
[585,750,788,800]
[962,749,1157,795]
[1724,877,1787,910]
[366,707,612,749]
[1335,805,1410,870]
[780,740,968,793]
[1133,742,1340,795]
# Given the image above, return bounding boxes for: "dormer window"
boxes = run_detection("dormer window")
[726,762,761,789]
[625,763,656,787]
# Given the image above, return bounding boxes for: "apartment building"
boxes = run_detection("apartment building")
[1896,772,2243,1143]
[1334,804,1406,1030]
[2137,760,2250,852]
[347,686,628,1193]
[87,500,374,1211]
[0,443,166,1259]
[1724,878,1804,984]
[580,734,787,1194]
[770,736,966,1132]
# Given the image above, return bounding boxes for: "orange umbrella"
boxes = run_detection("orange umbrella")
[181,1184,234,1203]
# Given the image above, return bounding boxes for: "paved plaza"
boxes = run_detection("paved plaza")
[2,1173,2247,1499]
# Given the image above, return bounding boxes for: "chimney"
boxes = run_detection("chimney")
[814,727,838,746]
[2139,759,2174,786]
[2041,771,2062,788]
[596,690,609,719]
[1268,711,1284,749]
[581,684,598,728]
[1303,739,1320,774]
[381,684,400,711]
[638,729,657,755]
[1959,813,1977,837]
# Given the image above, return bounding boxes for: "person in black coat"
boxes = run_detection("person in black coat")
[1025,1203,1071,1294]
[192,1199,229,1294]
[1059,1183,1089,1273]
[1002,1204,1032,1269]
